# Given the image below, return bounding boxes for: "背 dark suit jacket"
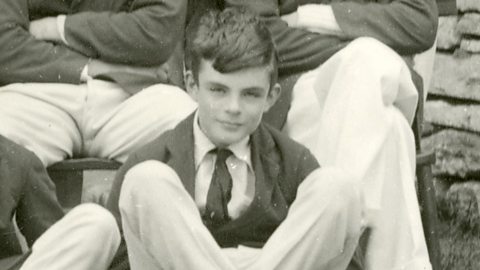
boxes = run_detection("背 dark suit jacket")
[0,0,187,88]
[0,135,63,259]
[107,112,319,247]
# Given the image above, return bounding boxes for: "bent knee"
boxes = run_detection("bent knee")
[123,160,179,188]
[70,203,117,231]
[342,37,404,67]
[120,161,182,204]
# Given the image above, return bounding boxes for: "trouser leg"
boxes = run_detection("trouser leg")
[21,204,120,270]
[84,81,197,163]
[284,37,430,269]
[249,168,363,270]
[119,161,235,270]
[0,83,84,166]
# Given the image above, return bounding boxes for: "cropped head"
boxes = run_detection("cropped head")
[185,7,281,147]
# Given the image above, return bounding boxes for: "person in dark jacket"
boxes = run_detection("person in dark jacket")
[0,0,197,167]
[190,1,439,269]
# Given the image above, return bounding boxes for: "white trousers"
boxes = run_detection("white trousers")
[119,161,363,270]
[0,80,197,166]
[284,37,430,269]
[20,204,120,270]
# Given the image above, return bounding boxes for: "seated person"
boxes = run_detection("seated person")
[0,0,197,167]
[198,1,439,268]
[15,7,362,270]
[0,135,63,259]
[106,7,363,269]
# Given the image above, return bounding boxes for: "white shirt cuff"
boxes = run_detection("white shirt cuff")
[80,62,92,82]
[297,4,343,36]
[56,15,68,45]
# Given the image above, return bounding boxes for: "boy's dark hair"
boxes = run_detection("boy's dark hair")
[185,7,278,87]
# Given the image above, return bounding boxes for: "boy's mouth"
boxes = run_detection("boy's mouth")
[218,120,242,129]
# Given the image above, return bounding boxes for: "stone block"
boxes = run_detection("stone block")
[422,129,480,178]
[437,16,461,50]
[429,53,480,102]
[444,181,480,232]
[460,37,480,53]
[457,13,480,36]
[458,0,480,12]
[425,100,480,133]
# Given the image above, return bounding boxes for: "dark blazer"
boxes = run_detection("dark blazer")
[0,136,64,259]
[0,0,187,89]
[107,112,319,247]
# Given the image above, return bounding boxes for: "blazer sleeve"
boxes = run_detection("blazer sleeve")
[331,0,439,54]
[222,0,347,75]
[64,0,187,66]
[0,0,88,85]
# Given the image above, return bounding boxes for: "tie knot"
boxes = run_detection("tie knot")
[213,148,233,163]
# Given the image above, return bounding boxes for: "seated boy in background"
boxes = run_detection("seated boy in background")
[107,7,364,269]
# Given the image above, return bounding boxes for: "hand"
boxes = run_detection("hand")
[88,60,169,81]
[281,11,299,27]
[29,17,62,41]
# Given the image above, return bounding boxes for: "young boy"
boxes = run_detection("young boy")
[107,7,363,270]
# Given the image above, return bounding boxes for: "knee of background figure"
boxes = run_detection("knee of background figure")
[340,37,405,70]
[119,161,181,209]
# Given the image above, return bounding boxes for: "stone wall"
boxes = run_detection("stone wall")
[423,1,480,268]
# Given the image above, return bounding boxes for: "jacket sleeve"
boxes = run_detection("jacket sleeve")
[331,0,439,54]
[64,0,187,66]
[0,0,87,85]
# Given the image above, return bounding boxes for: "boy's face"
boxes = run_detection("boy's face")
[186,60,280,147]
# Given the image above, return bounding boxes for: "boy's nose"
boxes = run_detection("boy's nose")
[225,96,241,113]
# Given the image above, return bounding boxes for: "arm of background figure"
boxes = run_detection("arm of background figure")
[0,0,88,85]
[280,0,438,54]
[330,0,438,54]
[63,0,187,66]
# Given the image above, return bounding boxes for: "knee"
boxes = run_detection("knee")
[70,203,118,233]
[341,37,404,68]
[120,161,181,206]
[67,203,120,245]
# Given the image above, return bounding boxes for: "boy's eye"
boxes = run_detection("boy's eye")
[244,91,261,98]
[209,87,225,93]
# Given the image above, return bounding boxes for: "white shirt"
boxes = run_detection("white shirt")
[193,113,255,220]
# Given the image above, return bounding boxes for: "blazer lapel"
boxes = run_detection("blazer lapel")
[165,113,197,197]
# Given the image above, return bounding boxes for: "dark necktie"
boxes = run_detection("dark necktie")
[203,148,233,228]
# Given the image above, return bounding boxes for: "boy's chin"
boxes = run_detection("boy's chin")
[211,134,245,148]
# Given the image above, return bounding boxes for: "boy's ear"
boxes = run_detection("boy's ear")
[264,83,281,112]
[184,70,199,101]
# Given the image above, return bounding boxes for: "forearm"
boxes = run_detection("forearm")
[331,0,438,54]
[0,24,88,85]
[63,0,187,66]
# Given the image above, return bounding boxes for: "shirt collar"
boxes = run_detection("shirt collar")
[193,112,251,168]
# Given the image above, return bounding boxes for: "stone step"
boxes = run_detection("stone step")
[429,53,480,102]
